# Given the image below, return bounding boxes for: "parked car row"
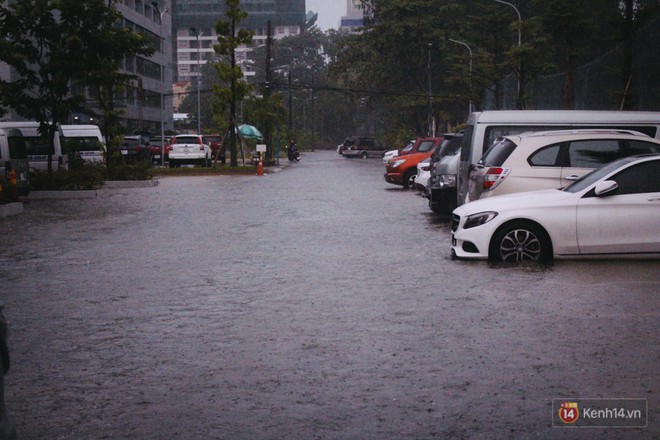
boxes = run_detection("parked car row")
[384,137,445,188]
[118,133,225,167]
[379,111,660,262]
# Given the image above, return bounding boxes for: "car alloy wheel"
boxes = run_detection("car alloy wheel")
[490,222,551,262]
[403,170,417,189]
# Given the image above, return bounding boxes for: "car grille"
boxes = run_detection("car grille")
[451,214,460,232]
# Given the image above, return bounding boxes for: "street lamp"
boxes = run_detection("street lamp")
[152,1,168,166]
[491,0,522,107]
[448,38,473,115]
[191,28,204,133]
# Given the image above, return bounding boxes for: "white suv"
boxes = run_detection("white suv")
[168,134,212,168]
[467,130,660,202]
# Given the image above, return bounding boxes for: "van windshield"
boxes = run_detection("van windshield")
[62,136,102,154]
[8,136,28,159]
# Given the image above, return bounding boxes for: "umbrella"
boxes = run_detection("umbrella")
[238,124,263,140]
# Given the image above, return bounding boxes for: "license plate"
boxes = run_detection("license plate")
[120,149,128,155]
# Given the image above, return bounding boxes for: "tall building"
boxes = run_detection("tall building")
[340,0,364,31]
[115,0,174,134]
[172,0,306,108]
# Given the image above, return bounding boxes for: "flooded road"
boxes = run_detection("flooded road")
[1,150,658,439]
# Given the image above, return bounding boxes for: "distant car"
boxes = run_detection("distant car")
[341,137,387,158]
[119,135,151,163]
[206,135,225,164]
[168,134,212,167]
[149,136,172,163]
[451,154,660,262]
[467,129,660,203]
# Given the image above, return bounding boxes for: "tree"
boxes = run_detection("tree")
[534,0,593,109]
[178,61,222,134]
[212,0,253,167]
[0,0,152,172]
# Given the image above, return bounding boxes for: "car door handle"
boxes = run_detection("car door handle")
[565,174,581,181]
[647,197,660,202]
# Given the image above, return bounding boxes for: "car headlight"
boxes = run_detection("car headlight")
[463,211,498,229]
[391,159,406,168]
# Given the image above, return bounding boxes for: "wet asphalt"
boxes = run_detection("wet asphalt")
[0,150,658,439]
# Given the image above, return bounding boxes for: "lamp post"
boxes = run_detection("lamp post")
[191,28,204,133]
[152,1,168,166]
[492,0,522,108]
[448,38,473,115]
[427,43,433,137]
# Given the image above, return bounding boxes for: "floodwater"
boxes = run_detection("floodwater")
[0,151,658,439]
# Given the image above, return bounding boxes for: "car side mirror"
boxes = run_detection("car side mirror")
[594,180,619,197]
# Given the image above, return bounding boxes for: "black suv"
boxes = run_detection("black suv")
[340,137,387,158]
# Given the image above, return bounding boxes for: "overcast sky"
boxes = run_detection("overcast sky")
[306,0,346,31]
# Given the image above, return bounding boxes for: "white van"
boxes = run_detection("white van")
[0,127,30,196]
[0,122,104,171]
[457,111,660,206]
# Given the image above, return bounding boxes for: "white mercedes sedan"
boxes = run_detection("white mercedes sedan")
[451,154,660,262]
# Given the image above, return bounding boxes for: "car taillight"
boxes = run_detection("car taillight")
[483,167,510,191]
[421,165,431,172]
[200,145,205,151]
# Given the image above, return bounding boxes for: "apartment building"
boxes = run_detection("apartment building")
[339,0,364,32]
[115,0,174,134]
[173,0,306,89]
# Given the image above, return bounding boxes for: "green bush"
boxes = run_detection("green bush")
[106,161,154,181]
[30,162,107,190]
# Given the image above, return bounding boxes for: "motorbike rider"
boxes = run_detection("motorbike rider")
[287,139,300,162]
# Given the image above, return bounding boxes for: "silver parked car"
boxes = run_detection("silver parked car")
[428,134,464,215]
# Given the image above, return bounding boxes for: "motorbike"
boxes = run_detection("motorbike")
[287,143,300,162]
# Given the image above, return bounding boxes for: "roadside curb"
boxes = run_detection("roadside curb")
[28,179,159,200]
[103,179,159,189]
[28,190,101,199]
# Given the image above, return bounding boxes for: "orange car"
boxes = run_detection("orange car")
[384,137,444,188]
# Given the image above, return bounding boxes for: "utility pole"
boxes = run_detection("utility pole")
[427,43,433,137]
[265,21,273,162]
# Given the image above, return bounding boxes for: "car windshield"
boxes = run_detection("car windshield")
[436,136,463,158]
[122,139,140,147]
[418,140,436,152]
[562,156,638,193]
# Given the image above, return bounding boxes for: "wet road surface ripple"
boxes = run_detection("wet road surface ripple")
[1,151,658,439]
